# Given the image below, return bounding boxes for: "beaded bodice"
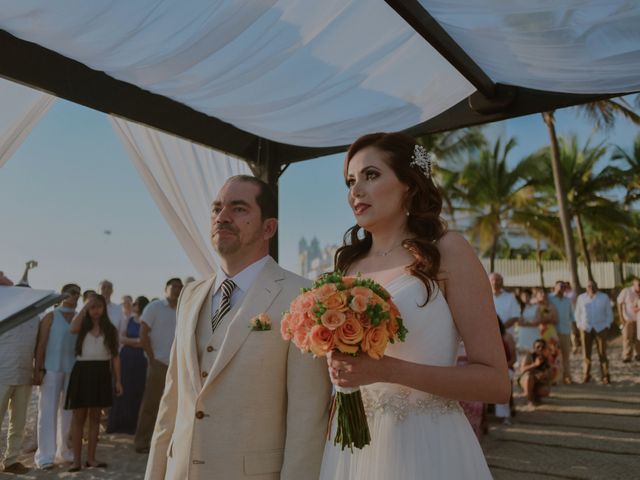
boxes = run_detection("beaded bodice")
[361,274,462,420]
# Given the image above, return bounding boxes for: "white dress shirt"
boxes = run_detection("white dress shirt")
[212,256,271,314]
[575,291,613,333]
[195,255,271,358]
[617,287,639,322]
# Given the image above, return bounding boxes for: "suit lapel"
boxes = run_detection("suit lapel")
[182,276,215,395]
[199,258,284,393]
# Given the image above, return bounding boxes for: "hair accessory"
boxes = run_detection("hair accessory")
[409,145,433,178]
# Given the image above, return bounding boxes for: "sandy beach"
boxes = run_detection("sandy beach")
[2,336,639,479]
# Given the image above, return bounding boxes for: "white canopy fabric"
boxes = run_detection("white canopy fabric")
[110,117,251,277]
[1,1,473,148]
[1,1,638,149]
[0,77,54,169]
[421,0,640,94]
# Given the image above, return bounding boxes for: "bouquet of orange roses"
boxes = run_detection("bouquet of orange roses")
[281,272,407,450]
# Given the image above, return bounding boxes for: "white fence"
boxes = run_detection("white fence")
[481,259,640,289]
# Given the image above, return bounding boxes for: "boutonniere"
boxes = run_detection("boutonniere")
[249,313,271,331]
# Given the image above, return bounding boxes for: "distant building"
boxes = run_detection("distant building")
[298,236,338,280]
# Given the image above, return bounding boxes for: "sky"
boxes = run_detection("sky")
[0,97,637,300]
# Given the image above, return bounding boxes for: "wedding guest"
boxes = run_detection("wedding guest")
[495,316,516,425]
[0,285,40,475]
[617,277,640,362]
[490,273,520,335]
[535,288,561,384]
[120,295,134,321]
[66,294,122,472]
[518,339,552,407]
[564,281,581,352]
[99,280,125,330]
[516,289,539,355]
[549,281,576,383]
[107,296,149,434]
[33,284,80,469]
[134,278,182,453]
[575,281,613,384]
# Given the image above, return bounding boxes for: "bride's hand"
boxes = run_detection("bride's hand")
[327,351,390,388]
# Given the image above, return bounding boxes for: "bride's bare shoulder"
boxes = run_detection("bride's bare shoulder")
[437,231,481,273]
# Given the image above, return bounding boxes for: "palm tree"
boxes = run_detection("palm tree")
[541,97,640,291]
[611,133,640,208]
[526,136,631,283]
[416,128,485,226]
[457,137,534,272]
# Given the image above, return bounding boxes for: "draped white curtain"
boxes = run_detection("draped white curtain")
[421,0,640,94]
[0,78,54,169]
[110,117,252,277]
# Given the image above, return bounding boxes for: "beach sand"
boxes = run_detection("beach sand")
[2,335,638,479]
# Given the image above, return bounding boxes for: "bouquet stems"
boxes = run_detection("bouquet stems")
[333,387,371,451]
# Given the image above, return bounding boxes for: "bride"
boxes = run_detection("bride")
[320,132,509,479]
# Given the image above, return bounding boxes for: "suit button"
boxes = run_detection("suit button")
[201,371,208,378]
[206,346,214,353]
[195,410,205,419]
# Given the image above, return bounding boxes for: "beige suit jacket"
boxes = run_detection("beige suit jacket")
[144,258,332,480]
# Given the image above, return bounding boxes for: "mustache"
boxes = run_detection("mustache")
[212,224,238,235]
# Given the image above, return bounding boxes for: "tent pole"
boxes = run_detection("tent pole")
[251,139,280,261]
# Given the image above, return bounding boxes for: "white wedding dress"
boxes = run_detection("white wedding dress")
[319,274,493,480]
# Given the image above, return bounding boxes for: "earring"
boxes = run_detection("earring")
[405,211,410,217]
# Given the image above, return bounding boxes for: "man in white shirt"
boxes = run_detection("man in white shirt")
[616,277,640,362]
[489,273,521,335]
[144,175,331,480]
[575,281,613,384]
[135,277,183,453]
[0,285,40,475]
[99,280,126,331]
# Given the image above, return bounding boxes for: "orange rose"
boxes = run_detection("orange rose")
[308,325,334,357]
[324,292,348,311]
[314,283,338,302]
[349,294,369,313]
[334,315,364,354]
[321,309,347,330]
[362,325,388,359]
[280,313,292,340]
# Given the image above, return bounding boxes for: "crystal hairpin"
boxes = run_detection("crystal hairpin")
[409,145,433,178]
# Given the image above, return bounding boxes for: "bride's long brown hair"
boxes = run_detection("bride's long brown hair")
[333,132,447,304]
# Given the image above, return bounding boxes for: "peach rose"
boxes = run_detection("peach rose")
[350,286,373,298]
[320,309,347,330]
[308,325,334,357]
[293,327,311,352]
[292,291,317,314]
[314,283,338,302]
[362,325,389,359]
[334,315,364,354]
[280,313,292,340]
[349,294,369,313]
[342,276,357,287]
[386,316,399,339]
[324,292,348,311]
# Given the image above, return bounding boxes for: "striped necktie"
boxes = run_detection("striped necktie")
[211,279,237,333]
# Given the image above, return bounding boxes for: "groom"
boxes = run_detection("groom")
[144,175,331,480]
